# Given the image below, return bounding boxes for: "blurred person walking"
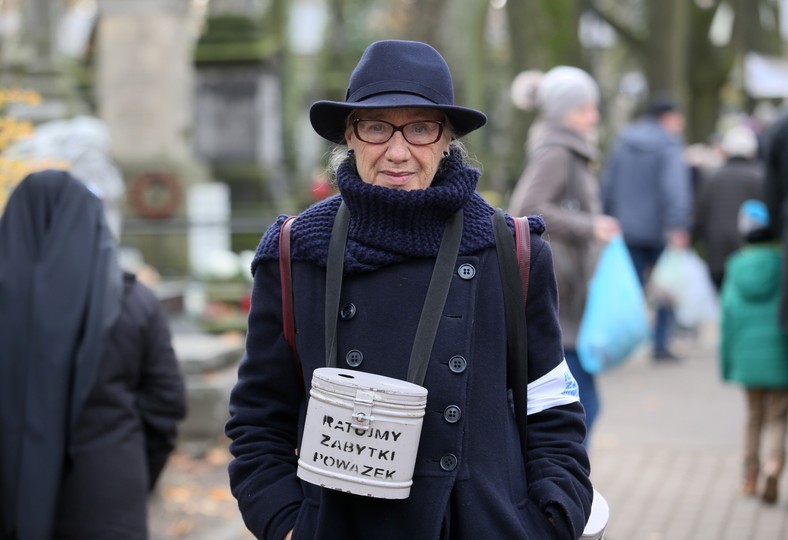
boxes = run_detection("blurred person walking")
[601,98,693,361]
[0,170,186,540]
[694,124,764,290]
[508,66,620,445]
[719,200,788,504]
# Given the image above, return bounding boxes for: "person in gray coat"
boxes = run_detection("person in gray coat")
[508,66,620,444]
[601,98,693,360]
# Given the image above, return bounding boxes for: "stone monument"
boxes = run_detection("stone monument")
[193,0,287,217]
[96,0,219,276]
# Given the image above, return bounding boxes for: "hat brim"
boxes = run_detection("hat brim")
[309,93,488,144]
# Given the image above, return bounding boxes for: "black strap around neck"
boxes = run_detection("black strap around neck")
[406,209,464,385]
[324,202,463,386]
[325,203,350,368]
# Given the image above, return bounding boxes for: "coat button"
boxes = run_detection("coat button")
[443,405,462,423]
[345,349,363,367]
[448,355,467,373]
[440,453,458,472]
[457,263,476,280]
[340,302,356,320]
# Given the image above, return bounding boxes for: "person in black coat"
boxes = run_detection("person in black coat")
[693,124,765,290]
[0,170,186,540]
[764,110,788,331]
[225,40,593,540]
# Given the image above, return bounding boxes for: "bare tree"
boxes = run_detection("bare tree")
[585,0,783,142]
[502,0,587,191]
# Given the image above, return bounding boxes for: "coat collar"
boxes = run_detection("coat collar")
[527,120,598,162]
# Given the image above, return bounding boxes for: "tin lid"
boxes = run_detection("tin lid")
[311,367,428,405]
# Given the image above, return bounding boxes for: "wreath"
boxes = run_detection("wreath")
[129,171,182,219]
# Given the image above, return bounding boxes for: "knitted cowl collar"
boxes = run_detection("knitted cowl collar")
[252,149,544,275]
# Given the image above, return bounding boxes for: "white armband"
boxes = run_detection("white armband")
[526,359,580,415]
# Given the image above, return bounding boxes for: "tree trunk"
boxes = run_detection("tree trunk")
[404,0,450,44]
[503,0,586,194]
[643,0,688,102]
[729,0,784,113]
[449,0,489,158]
[685,3,735,144]
[730,0,783,55]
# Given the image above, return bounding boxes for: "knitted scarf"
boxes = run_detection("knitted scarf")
[252,149,545,275]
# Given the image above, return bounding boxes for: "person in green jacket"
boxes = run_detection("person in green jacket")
[720,199,788,504]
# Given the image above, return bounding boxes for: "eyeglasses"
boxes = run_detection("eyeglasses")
[352,119,444,146]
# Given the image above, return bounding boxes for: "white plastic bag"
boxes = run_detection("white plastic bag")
[648,247,719,328]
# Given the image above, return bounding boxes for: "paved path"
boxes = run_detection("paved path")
[150,324,788,539]
[589,324,788,540]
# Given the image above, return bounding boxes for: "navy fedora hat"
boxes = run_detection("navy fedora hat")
[310,40,488,144]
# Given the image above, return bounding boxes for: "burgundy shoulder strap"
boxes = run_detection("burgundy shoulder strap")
[514,217,531,301]
[279,216,303,391]
[492,210,532,458]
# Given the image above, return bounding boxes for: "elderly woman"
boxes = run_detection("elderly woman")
[226,40,592,540]
[508,66,620,445]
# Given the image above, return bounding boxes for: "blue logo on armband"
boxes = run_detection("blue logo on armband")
[562,371,579,397]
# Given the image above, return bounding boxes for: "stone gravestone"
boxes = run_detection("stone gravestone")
[192,0,286,214]
[97,0,194,165]
[96,0,215,276]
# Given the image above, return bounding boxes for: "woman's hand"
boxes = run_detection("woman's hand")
[592,215,620,243]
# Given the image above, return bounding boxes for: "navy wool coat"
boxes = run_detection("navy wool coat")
[227,211,592,539]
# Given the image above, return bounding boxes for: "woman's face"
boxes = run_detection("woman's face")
[564,101,600,138]
[345,108,452,191]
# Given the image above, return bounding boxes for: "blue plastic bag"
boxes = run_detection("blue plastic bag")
[577,236,649,374]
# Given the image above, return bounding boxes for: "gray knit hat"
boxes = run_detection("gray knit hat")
[536,66,599,121]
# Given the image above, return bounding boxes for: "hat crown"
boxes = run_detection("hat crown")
[345,40,454,106]
[308,40,486,143]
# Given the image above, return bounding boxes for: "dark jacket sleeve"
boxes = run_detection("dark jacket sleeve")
[225,259,304,540]
[600,142,621,216]
[765,115,788,237]
[133,280,187,490]
[659,142,693,232]
[522,235,593,540]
